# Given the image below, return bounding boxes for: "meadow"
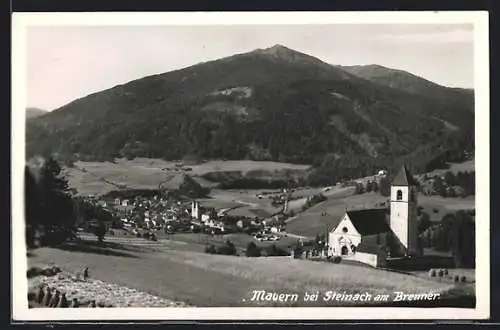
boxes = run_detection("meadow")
[28,236,459,307]
[420,159,475,178]
[64,158,310,196]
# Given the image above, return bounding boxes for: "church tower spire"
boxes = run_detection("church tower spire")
[389,165,420,256]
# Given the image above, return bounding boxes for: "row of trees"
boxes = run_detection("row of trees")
[353,180,379,195]
[429,171,475,197]
[419,210,475,268]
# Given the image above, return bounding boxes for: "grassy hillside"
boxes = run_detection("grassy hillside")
[29,241,457,307]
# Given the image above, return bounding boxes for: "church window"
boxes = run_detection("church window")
[342,227,348,233]
[397,190,403,200]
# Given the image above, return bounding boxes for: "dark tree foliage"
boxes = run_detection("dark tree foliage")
[204,244,217,254]
[379,176,391,197]
[417,211,432,234]
[25,167,40,249]
[219,178,288,190]
[212,240,237,255]
[449,211,475,268]
[425,211,475,268]
[434,213,455,251]
[265,244,288,256]
[94,222,106,243]
[246,242,261,257]
[354,182,365,195]
[433,177,447,197]
[366,181,373,192]
[35,157,76,246]
[452,171,475,196]
[314,234,326,250]
[444,172,456,186]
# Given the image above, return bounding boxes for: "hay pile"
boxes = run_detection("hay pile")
[29,269,190,308]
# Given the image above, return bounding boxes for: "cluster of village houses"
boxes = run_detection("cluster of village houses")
[87,195,284,238]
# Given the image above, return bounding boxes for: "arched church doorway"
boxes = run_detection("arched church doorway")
[341,246,348,255]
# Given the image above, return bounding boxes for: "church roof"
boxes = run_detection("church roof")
[346,208,391,236]
[356,234,385,253]
[391,166,418,186]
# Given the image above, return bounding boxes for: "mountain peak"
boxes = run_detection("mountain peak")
[263,44,293,52]
[251,44,324,66]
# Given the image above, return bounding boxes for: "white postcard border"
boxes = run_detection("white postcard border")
[11,11,490,321]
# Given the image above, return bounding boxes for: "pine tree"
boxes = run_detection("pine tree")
[379,176,391,197]
[25,166,40,249]
[37,157,76,245]
[366,181,373,192]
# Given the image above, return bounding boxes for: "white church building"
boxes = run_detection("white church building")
[327,166,422,267]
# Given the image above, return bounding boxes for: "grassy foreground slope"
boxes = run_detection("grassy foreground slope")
[29,239,459,307]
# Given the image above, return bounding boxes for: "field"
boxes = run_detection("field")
[418,195,475,222]
[286,192,475,238]
[419,159,475,179]
[28,234,463,307]
[64,158,310,196]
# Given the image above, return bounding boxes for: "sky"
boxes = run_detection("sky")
[26,24,474,111]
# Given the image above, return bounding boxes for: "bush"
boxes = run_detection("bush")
[454,275,460,283]
[94,223,106,243]
[224,240,237,255]
[213,240,237,255]
[333,256,342,264]
[443,269,449,276]
[461,276,467,283]
[246,242,261,257]
[437,269,444,277]
[204,245,216,254]
[27,267,43,278]
[428,269,437,278]
[265,244,288,256]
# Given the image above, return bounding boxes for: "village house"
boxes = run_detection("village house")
[327,166,421,267]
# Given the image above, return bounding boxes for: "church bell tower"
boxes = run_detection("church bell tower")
[389,166,420,256]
